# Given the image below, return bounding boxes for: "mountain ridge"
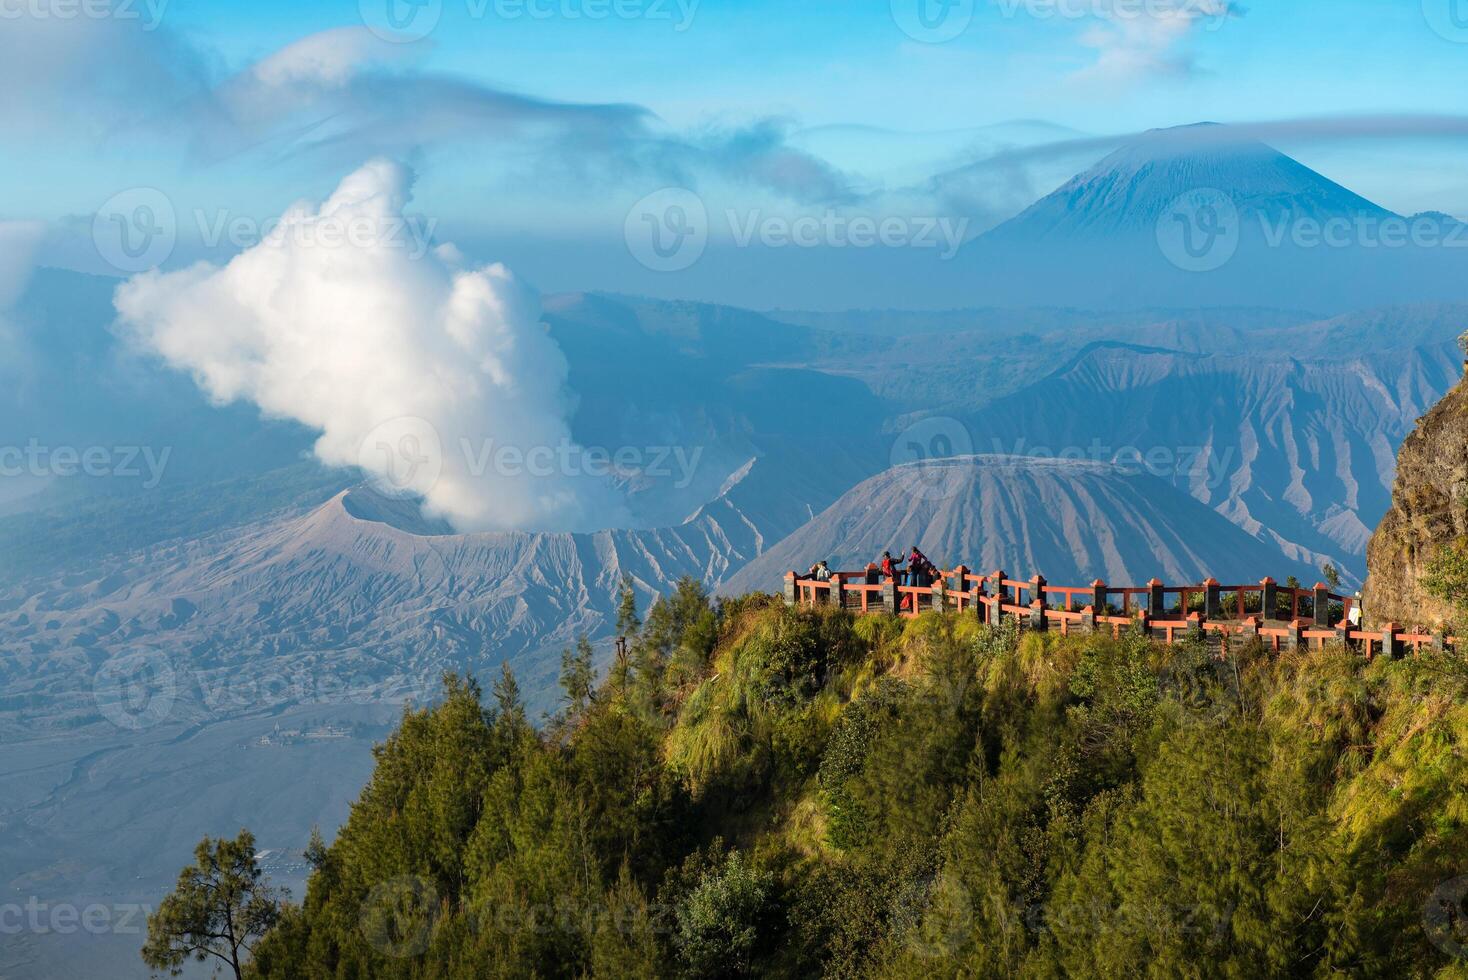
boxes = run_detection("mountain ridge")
[723,454,1320,595]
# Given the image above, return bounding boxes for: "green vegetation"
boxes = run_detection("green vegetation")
[142,830,283,979]
[155,582,1468,978]
[1425,543,1468,623]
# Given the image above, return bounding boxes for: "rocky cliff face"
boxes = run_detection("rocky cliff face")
[1363,368,1468,627]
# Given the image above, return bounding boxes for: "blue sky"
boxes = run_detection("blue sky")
[5,0,1468,304]
[145,0,1468,133]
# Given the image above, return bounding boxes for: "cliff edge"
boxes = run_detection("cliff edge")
[1363,366,1468,627]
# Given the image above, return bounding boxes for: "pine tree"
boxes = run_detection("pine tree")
[141,830,282,979]
[559,636,596,719]
[616,575,641,637]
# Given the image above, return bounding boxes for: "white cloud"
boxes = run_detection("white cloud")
[247,26,420,88]
[0,15,856,204]
[1071,0,1242,85]
[114,159,628,533]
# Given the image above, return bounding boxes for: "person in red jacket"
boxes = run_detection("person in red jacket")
[879,550,904,581]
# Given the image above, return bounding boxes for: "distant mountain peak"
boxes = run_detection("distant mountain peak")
[987,123,1393,242]
[724,454,1319,591]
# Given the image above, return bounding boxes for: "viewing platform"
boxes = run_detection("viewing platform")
[784,567,1446,659]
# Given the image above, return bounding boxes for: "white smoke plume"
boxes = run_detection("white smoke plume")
[115,159,626,533]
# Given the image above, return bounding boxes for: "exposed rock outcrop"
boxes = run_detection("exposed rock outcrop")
[1363,368,1468,626]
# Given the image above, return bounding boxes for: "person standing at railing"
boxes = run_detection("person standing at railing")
[810,560,832,582]
[902,546,935,612]
[908,547,933,588]
[880,550,904,582]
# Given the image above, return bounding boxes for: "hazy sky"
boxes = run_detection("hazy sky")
[6,0,1468,304]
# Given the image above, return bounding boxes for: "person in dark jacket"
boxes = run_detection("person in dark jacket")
[908,546,933,587]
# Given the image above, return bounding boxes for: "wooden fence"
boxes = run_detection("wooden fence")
[783,567,1450,659]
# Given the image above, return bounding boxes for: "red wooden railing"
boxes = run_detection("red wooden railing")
[784,567,1445,659]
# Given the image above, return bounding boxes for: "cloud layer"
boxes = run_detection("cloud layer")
[0,14,856,207]
[114,159,626,533]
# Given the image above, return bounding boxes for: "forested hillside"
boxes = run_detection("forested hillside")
[193,585,1467,978]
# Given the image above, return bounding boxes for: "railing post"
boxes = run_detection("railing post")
[1283,620,1302,651]
[1433,629,1448,654]
[830,574,846,609]
[1186,611,1204,643]
[1241,616,1259,641]
[953,566,968,612]
[784,572,799,607]
[990,570,1007,626]
[1313,583,1332,628]
[1030,598,1047,632]
[1260,577,1277,621]
[880,578,897,616]
[1092,579,1108,616]
[1382,623,1402,659]
[1204,578,1223,619]
[1031,574,1047,612]
[1080,605,1097,633]
[1148,578,1165,618]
